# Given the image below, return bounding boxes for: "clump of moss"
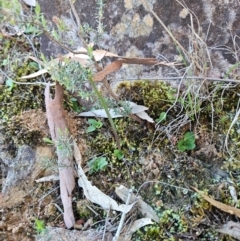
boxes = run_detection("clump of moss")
[0,35,45,121]
[0,36,46,150]
[117,80,176,119]
[0,69,45,148]
[85,117,147,188]
[84,80,178,178]
[76,200,92,220]
[83,81,191,192]
[201,83,240,123]
[87,118,148,157]
[0,83,44,121]
[80,79,240,240]
[133,209,188,240]
[199,83,240,169]
[4,109,49,150]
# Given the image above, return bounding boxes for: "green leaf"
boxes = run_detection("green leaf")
[86,125,96,133]
[35,3,41,16]
[5,78,15,91]
[34,218,45,234]
[177,131,196,152]
[69,98,81,112]
[114,149,124,160]
[156,112,167,122]
[42,137,54,144]
[87,45,93,58]
[24,24,42,35]
[166,92,174,100]
[41,15,47,27]
[70,97,77,101]
[2,58,8,66]
[177,140,186,152]
[40,53,47,63]
[88,119,102,129]
[88,119,98,125]
[52,29,59,40]
[185,142,196,150]
[97,157,108,169]
[184,132,195,142]
[95,121,103,129]
[88,157,108,173]
[29,61,38,69]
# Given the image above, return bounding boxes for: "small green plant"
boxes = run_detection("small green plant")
[177,131,196,152]
[5,78,16,91]
[55,129,73,159]
[156,111,167,123]
[96,0,105,34]
[113,149,124,160]
[86,118,103,133]
[50,60,92,93]
[224,61,240,79]
[42,137,54,145]
[40,157,57,172]
[34,218,46,235]
[68,97,81,113]
[88,156,108,174]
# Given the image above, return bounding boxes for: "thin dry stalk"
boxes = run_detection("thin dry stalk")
[68,0,121,149]
[139,0,189,60]
[224,101,240,160]
[116,76,240,84]
[113,189,133,241]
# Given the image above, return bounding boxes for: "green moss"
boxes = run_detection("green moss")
[133,209,188,241]
[76,200,92,220]
[85,117,146,187]
[0,74,45,149]
[117,80,176,119]
[0,36,45,149]
[200,83,240,169]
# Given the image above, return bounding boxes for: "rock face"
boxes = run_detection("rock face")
[0,134,54,207]
[0,142,36,208]
[1,145,35,194]
[39,0,240,80]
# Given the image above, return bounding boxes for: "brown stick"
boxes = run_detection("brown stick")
[45,82,75,229]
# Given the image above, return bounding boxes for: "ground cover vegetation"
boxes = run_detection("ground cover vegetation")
[1,0,240,240]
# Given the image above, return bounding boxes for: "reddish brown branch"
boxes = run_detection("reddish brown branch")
[45,82,75,229]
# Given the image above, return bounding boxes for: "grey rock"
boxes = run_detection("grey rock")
[38,0,240,78]
[2,145,36,194]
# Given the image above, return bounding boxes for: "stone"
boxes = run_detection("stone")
[2,145,35,194]
[36,227,113,241]
[38,0,240,81]
[30,146,56,183]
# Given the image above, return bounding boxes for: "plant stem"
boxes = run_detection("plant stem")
[88,77,121,149]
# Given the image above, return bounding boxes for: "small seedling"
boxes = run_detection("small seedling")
[113,149,124,160]
[69,97,81,113]
[156,112,167,123]
[42,137,54,145]
[34,218,45,234]
[5,79,16,91]
[177,131,196,152]
[88,156,108,174]
[55,129,73,159]
[1,58,9,66]
[86,118,103,133]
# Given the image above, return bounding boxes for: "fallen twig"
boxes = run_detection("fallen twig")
[113,188,133,241]
[45,82,75,229]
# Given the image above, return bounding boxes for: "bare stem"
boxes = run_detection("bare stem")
[88,77,121,149]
